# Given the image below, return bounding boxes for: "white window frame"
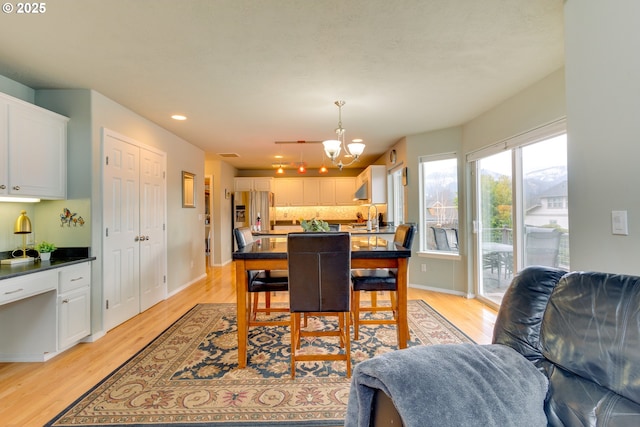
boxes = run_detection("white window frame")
[387,166,404,226]
[418,152,460,258]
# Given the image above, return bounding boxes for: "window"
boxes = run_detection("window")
[419,154,459,254]
[387,168,404,226]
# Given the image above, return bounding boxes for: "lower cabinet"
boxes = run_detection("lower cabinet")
[58,262,91,350]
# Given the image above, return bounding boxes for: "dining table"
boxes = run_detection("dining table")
[232,234,412,369]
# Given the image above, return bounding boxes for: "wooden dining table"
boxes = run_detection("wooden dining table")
[232,234,412,368]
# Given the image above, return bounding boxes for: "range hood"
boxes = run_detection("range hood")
[354,182,368,200]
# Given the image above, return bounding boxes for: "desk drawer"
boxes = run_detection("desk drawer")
[59,262,91,293]
[0,270,57,306]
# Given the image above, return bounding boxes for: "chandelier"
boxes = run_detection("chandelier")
[322,101,365,170]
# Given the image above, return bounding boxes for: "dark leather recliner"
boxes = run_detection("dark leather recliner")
[352,266,640,426]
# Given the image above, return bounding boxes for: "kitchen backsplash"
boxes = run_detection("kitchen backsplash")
[0,198,91,252]
[275,205,387,223]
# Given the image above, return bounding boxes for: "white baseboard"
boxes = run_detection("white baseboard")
[167,273,207,298]
[409,283,474,299]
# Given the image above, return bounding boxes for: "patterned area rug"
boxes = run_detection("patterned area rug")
[47,300,472,426]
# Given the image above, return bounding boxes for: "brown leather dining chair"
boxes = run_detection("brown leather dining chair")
[350,223,416,345]
[233,227,288,326]
[287,232,352,378]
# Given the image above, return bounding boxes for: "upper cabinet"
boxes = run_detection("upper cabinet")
[355,165,386,205]
[234,177,273,192]
[302,179,320,206]
[334,177,356,205]
[0,92,68,199]
[273,178,304,206]
[273,177,356,207]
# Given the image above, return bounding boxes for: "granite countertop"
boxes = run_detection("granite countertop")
[0,247,96,281]
[255,225,397,236]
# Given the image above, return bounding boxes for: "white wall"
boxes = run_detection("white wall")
[564,1,640,274]
[34,87,206,334]
[90,91,206,293]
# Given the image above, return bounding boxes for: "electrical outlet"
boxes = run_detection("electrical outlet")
[421,263,427,272]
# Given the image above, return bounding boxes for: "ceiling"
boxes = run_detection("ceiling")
[0,0,564,171]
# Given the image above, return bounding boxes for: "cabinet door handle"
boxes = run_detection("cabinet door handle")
[4,288,24,295]
[62,299,69,304]
[12,185,20,191]
[70,277,84,282]
[134,236,140,242]
[0,184,6,189]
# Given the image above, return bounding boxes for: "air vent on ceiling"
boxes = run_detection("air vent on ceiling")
[218,153,240,158]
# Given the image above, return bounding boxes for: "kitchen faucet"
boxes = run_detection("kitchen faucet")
[368,204,378,231]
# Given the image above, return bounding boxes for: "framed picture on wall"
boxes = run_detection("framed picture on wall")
[182,171,196,208]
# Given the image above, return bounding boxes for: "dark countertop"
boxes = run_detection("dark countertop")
[233,235,410,260]
[257,225,397,236]
[0,247,96,281]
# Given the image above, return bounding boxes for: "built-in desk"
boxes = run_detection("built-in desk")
[0,251,95,362]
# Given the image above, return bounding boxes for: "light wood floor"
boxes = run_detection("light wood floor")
[0,263,497,426]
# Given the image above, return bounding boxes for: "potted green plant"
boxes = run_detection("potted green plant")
[35,241,57,261]
[300,218,330,232]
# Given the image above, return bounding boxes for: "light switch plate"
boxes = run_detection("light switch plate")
[612,210,629,235]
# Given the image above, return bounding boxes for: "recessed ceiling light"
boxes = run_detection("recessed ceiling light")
[171,114,187,121]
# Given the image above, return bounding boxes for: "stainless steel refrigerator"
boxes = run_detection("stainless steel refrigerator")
[233,191,275,236]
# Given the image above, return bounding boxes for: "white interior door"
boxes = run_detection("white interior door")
[103,133,141,331]
[139,147,166,311]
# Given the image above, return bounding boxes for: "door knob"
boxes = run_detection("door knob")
[0,184,6,189]
[12,185,20,191]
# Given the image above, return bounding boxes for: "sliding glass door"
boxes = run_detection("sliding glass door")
[473,128,568,306]
[477,151,513,302]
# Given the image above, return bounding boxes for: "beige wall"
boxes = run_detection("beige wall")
[399,69,567,296]
[564,1,640,274]
[205,157,236,266]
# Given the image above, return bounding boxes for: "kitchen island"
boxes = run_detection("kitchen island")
[258,224,397,238]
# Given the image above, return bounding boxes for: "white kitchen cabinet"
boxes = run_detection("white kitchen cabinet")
[303,178,320,205]
[0,92,68,199]
[355,165,386,205]
[319,179,337,205]
[234,177,273,192]
[335,177,357,205]
[234,178,253,192]
[274,177,357,207]
[58,262,91,350]
[253,178,273,192]
[273,178,303,206]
